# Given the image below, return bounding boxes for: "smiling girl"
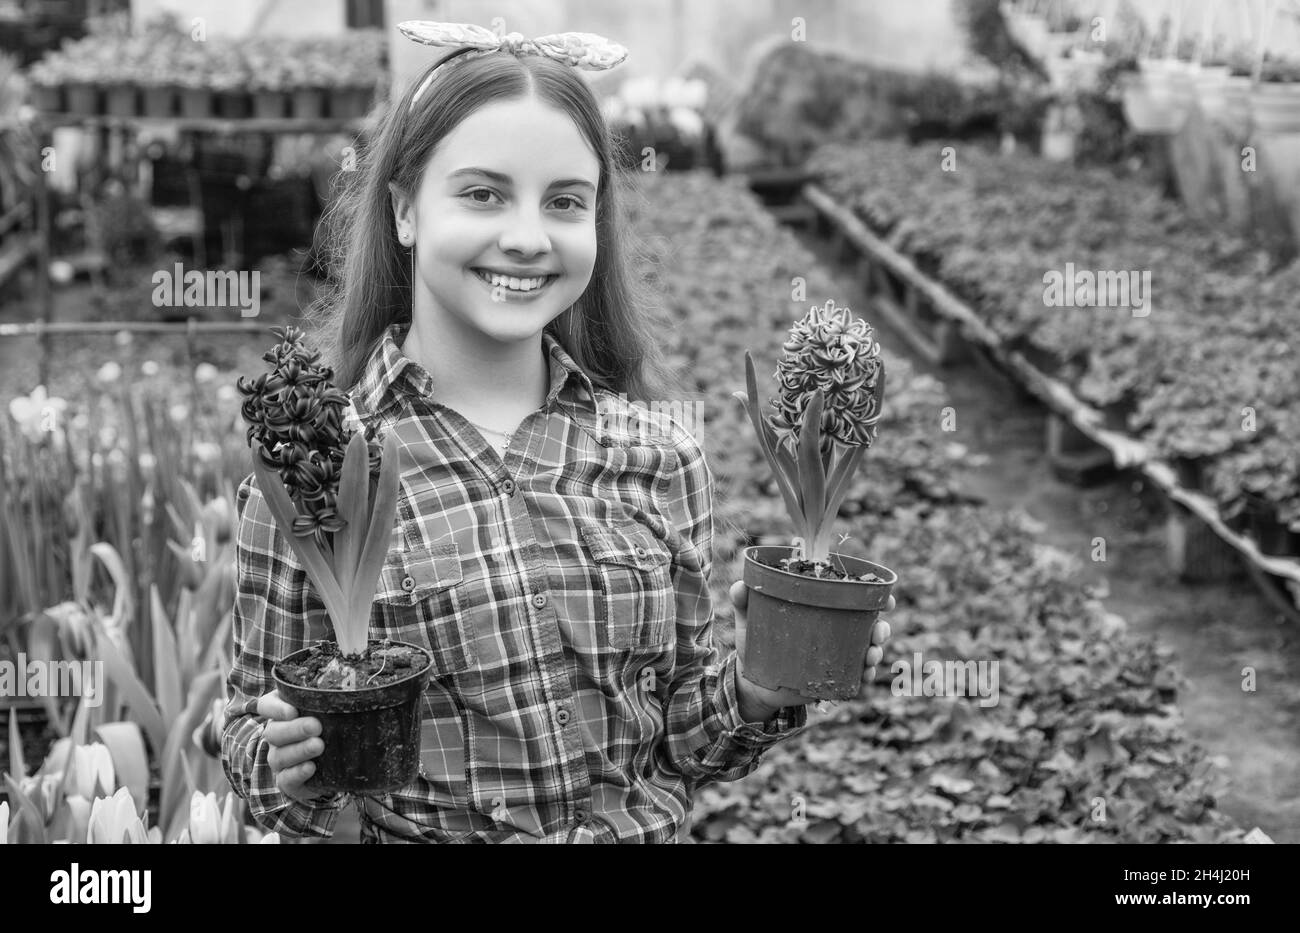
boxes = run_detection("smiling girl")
[222,23,890,844]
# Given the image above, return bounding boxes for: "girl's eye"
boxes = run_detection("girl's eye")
[465,188,500,205]
[551,195,586,212]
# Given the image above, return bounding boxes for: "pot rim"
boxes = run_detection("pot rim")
[742,544,898,586]
[271,639,433,697]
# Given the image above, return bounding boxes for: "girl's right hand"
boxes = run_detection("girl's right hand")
[256,690,328,804]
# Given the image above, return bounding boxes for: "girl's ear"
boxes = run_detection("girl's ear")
[388,181,415,230]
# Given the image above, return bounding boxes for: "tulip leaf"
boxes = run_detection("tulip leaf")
[93,721,150,816]
[175,585,196,685]
[347,431,403,656]
[89,543,133,641]
[21,614,68,737]
[92,627,167,755]
[8,708,25,781]
[159,669,222,843]
[190,546,234,669]
[249,454,351,640]
[150,585,183,726]
[2,773,47,845]
[333,431,371,601]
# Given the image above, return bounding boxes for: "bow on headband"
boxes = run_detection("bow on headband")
[399,21,629,107]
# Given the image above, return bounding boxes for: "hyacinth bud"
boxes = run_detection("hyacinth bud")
[237,326,372,550]
[769,299,886,456]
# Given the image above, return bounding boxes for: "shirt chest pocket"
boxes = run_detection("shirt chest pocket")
[580,522,673,650]
[374,542,475,676]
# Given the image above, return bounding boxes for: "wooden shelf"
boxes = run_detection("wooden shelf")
[33,113,367,135]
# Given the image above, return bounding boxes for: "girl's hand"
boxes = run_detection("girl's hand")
[256,690,330,804]
[729,580,893,719]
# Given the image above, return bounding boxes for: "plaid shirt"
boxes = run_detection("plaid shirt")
[223,323,808,843]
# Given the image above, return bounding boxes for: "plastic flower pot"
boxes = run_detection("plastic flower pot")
[1249,83,1300,135]
[179,87,213,119]
[1220,76,1253,136]
[215,91,252,120]
[1170,455,1205,492]
[104,84,138,117]
[291,87,325,119]
[1122,62,1190,134]
[272,640,434,794]
[329,86,372,119]
[1241,493,1290,556]
[1193,66,1231,124]
[741,545,896,701]
[30,83,62,112]
[252,90,287,119]
[142,85,176,118]
[65,83,99,116]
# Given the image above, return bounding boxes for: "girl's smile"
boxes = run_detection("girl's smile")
[469,267,561,298]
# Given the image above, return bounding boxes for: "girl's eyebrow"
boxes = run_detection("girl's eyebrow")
[447,167,595,193]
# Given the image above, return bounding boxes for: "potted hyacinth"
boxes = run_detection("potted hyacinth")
[733,299,898,701]
[238,327,432,794]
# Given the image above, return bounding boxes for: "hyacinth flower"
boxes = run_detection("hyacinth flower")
[238,326,402,670]
[734,299,887,567]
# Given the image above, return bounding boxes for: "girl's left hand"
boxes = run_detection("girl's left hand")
[729,580,893,716]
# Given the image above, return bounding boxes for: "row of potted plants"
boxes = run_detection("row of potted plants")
[809,137,1300,556]
[26,21,384,120]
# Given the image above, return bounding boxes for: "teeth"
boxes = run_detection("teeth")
[476,270,550,291]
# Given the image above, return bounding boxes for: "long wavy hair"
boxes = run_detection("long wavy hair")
[305,48,679,408]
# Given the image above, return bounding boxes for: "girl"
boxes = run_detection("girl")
[222,23,892,844]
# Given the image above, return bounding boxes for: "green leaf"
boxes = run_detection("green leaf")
[159,669,222,843]
[2,773,47,845]
[93,624,167,756]
[736,352,806,532]
[89,543,133,641]
[333,431,371,601]
[815,445,868,556]
[150,585,183,726]
[8,708,25,781]
[22,614,69,737]
[796,390,827,554]
[249,453,350,642]
[346,431,403,656]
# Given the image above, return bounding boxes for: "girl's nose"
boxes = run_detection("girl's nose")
[497,206,552,256]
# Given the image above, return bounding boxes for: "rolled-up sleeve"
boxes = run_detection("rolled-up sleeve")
[655,427,809,788]
[221,473,345,839]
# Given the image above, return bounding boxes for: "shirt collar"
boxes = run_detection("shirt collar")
[351,323,600,421]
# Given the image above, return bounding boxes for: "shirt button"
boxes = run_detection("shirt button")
[555,708,571,726]
[502,479,516,496]
[401,576,416,592]
[532,593,547,609]
[575,806,588,821]
[634,545,648,560]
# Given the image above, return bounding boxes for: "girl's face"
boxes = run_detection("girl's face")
[392,94,600,348]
